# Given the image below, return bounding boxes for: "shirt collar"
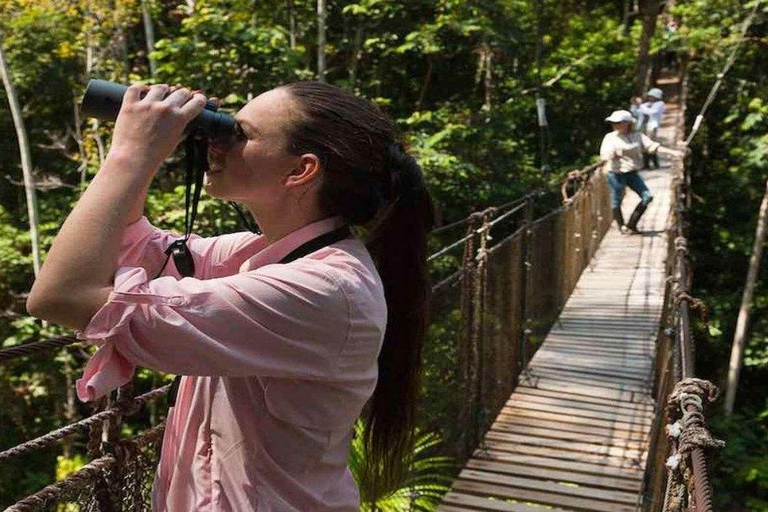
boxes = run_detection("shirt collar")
[245,216,347,270]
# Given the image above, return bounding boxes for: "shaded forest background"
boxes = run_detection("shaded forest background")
[0,0,766,509]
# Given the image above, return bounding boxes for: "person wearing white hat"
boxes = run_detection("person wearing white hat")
[639,88,666,169]
[600,109,685,233]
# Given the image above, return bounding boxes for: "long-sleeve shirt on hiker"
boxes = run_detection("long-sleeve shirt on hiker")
[600,131,661,174]
[74,215,387,512]
[639,100,666,132]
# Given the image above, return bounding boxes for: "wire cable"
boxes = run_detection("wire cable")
[684,1,761,145]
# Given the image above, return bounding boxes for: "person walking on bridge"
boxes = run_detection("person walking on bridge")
[639,87,666,169]
[26,81,435,511]
[600,109,684,234]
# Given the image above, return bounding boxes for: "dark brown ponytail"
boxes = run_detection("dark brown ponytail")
[282,82,435,500]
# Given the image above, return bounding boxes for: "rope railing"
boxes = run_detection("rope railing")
[0,335,79,364]
[658,163,723,512]
[639,72,723,511]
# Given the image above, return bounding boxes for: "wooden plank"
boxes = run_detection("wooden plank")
[542,338,654,352]
[539,337,656,350]
[507,393,655,420]
[489,422,648,452]
[544,334,655,347]
[474,449,645,480]
[440,492,567,512]
[534,347,654,363]
[530,361,652,382]
[452,479,636,512]
[528,369,651,392]
[518,379,654,403]
[491,416,649,442]
[466,458,643,492]
[460,469,639,505]
[514,385,655,411]
[531,356,652,375]
[541,343,655,358]
[485,431,647,461]
[479,439,646,470]
[491,421,648,450]
[536,343,654,358]
[497,408,652,434]
[503,400,653,426]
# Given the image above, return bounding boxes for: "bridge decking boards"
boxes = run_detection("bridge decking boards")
[439,104,679,511]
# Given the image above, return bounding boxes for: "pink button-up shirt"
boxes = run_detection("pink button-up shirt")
[74,215,387,511]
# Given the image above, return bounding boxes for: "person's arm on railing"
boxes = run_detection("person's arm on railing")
[641,132,687,159]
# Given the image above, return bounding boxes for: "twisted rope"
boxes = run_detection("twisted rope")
[674,236,689,255]
[663,378,725,511]
[0,384,171,462]
[0,336,79,364]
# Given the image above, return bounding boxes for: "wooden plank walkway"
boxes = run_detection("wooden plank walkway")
[440,103,681,511]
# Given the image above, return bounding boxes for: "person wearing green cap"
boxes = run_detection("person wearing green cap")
[600,109,685,234]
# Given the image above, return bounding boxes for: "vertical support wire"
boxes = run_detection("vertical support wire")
[472,212,492,449]
[458,214,480,458]
[518,198,535,385]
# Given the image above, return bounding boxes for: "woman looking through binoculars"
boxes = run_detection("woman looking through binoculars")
[27,82,435,511]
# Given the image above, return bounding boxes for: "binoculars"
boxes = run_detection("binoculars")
[80,79,240,143]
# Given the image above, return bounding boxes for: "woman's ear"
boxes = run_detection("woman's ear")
[285,153,321,189]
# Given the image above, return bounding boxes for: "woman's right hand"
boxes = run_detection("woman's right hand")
[107,84,207,177]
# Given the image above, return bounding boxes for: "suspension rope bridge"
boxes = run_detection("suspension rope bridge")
[439,76,682,512]
[4,17,758,505]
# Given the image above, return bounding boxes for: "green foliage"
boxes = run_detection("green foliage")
[347,419,454,510]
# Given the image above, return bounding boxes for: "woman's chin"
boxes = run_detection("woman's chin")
[204,172,225,196]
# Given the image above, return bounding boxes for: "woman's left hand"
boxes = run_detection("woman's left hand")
[106,83,208,175]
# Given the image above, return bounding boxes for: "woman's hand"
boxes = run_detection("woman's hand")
[106,84,208,175]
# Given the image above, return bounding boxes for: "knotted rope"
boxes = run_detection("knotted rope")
[663,378,724,511]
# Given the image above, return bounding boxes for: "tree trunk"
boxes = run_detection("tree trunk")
[0,34,42,278]
[348,21,364,91]
[287,0,296,50]
[142,0,157,77]
[634,0,661,95]
[416,57,433,110]
[724,180,768,415]
[483,49,493,111]
[317,0,327,82]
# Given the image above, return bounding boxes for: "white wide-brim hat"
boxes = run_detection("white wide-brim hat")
[605,110,634,123]
[646,88,663,99]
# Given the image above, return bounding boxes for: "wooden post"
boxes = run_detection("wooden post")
[724,180,768,415]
